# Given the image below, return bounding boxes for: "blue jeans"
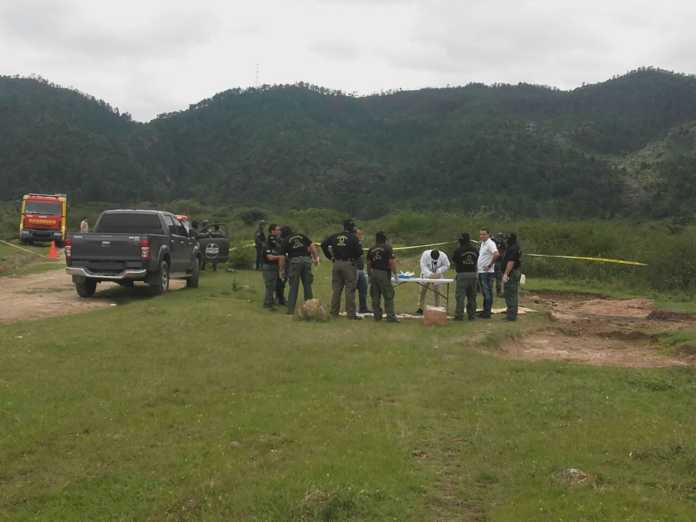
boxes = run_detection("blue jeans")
[478,272,495,316]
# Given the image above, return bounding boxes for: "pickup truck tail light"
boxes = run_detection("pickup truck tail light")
[64,239,72,259]
[139,239,151,260]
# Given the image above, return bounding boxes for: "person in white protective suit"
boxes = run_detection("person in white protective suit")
[416,248,450,314]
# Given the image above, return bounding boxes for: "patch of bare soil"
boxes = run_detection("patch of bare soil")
[0,269,184,325]
[498,292,696,368]
[503,329,688,368]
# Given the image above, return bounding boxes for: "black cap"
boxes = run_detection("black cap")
[459,233,470,244]
[343,219,356,232]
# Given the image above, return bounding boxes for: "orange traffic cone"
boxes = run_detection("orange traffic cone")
[48,240,59,261]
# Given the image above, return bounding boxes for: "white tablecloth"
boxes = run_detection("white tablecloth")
[394,277,454,285]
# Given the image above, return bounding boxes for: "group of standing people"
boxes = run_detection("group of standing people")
[450,228,522,321]
[258,219,399,322]
[257,219,522,323]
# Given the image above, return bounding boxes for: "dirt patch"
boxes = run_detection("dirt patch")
[501,329,688,368]
[498,291,696,368]
[0,269,184,325]
[574,298,654,319]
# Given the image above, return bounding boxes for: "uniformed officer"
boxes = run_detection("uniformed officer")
[355,228,371,314]
[261,224,283,310]
[281,226,320,315]
[502,233,522,321]
[321,220,363,320]
[254,221,266,271]
[367,231,399,323]
[493,234,508,298]
[451,233,479,320]
[275,230,288,307]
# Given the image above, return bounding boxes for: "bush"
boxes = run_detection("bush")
[644,229,696,293]
[228,243,256,269]
[238,209,267,226]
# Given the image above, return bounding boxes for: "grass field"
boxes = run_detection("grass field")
[1,264,696,521]
[0,241,63,277]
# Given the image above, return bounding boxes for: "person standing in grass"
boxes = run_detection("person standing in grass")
[451,233,479,320]
[477,228,499,319]
[321,220,364,320]
[282,226,320,315]
[355,228,371,314]
[275,226,288,307]
[261,224,283,310]
[502,233,522,321]
[254,221,266,271]
[367,231,399,323]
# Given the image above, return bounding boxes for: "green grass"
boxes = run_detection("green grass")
[1,265,695,520]
[658,329,696,358]
[0,241,63,277]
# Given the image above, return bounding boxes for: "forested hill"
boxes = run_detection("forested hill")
[1,67,696,219]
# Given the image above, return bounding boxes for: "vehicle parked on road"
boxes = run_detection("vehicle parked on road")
[197,222,230,271]
[65,210,200,297]
[19,193,68,246]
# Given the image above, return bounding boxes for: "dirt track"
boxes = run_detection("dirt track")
[0,269,183,325]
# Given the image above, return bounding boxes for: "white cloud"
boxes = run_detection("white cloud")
[1,0,695,120]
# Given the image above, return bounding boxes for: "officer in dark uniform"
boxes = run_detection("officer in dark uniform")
[190,221,200,239]
[451,232,479,320]
[502,233,522,321]
[321,219,363,320]
[281,226,320,315]
[261,224,283,310]
[493,233,507,297]
[367,231,399,323]
[356,228,371,314]
[275,245,287,306]
[254,221,266,270]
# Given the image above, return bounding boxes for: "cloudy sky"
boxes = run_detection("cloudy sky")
[2,0,695,121]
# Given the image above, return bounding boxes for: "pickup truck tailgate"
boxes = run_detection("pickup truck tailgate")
[70,234,144,261]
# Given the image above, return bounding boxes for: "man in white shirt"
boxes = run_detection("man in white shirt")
[477,228,500,318]
[416,248,450,314]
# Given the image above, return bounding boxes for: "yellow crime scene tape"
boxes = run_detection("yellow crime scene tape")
[231,238,647,266]
[0,239,48,258]
[525,253,647,266]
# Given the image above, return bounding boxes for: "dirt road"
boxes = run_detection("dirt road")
[0,269,183,325]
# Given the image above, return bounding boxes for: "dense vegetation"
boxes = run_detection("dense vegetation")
[1,67,695,218]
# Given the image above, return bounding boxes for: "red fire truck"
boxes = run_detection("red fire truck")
[19,193,69,245]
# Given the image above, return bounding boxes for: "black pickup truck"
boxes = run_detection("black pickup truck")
[65,210,201,297]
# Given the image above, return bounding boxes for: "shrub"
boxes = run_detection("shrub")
[228,243,256,269]
[238,209,267,226]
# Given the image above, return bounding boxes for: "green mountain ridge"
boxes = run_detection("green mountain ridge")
[1,67,695,218]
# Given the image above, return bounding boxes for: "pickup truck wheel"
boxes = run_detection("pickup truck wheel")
[75,277,97,298]
[150,260,170,295]
[186,258,200,288]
